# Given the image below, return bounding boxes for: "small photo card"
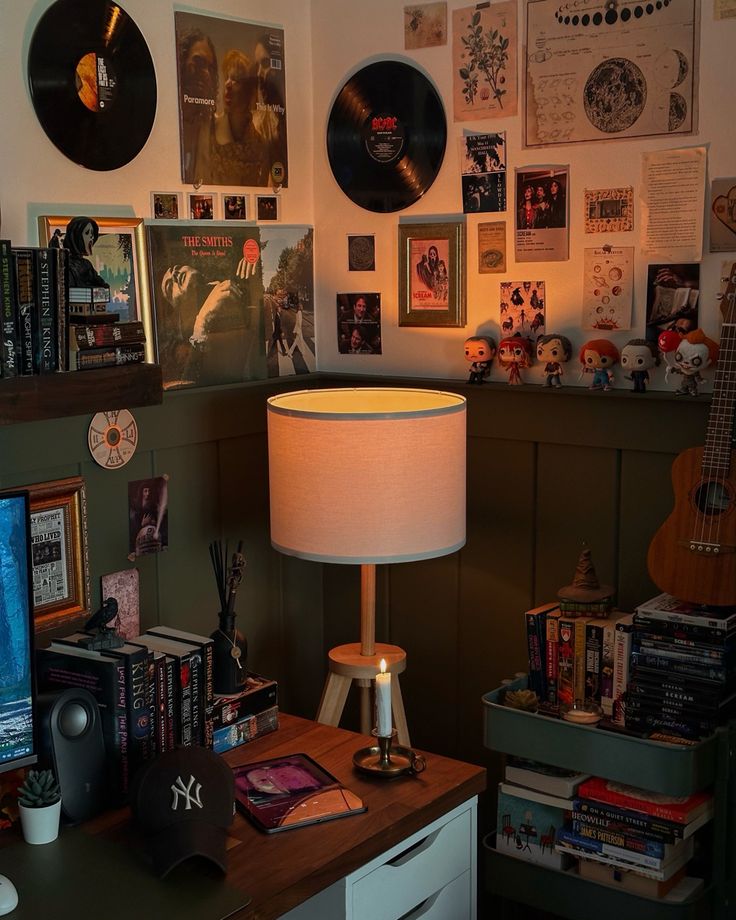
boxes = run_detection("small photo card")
[188,193,215,220]
[257,195,279,222]
[348,235,376,271]
[404,2,447,48]
[223,194,249,221]
[151,192,180,220]
[128,476,169,559]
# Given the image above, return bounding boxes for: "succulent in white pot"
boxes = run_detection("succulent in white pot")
[17,769,62,845]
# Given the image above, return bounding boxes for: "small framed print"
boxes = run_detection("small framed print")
[348,235,376,271]
[223,194,248,221]
[398,221,466,327]
[4,476,91,632]
[151,192,181,220]
[256,195,279,222]
[188,192,215,220]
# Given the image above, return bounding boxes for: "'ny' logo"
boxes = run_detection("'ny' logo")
[171,774,203,810]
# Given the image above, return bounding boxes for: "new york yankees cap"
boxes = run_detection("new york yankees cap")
[130,745,235,878]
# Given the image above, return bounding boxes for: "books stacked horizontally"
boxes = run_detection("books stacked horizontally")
[36,625,278,804]
[555,776,712,900]
[70,317,147,371]
[525,602,632,722]
[628,593,736,740]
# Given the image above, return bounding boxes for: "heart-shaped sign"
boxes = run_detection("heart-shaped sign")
[713,185,736,236]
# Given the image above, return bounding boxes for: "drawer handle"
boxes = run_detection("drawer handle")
[398,889,441,919]
[387,828,441,867]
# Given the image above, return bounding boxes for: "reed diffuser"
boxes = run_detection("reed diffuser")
[209,539,248,695]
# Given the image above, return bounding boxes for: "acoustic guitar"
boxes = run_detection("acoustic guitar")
[647,264,736,607]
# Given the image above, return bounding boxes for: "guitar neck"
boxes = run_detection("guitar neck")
[703,270,736,472]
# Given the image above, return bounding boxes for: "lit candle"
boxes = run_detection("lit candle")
[375,658,392,738]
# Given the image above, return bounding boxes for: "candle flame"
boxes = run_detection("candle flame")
[379,658,387,674]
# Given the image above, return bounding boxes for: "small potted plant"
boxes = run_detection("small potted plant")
[17,769,61,845]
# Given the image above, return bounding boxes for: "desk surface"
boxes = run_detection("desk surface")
[6,715,486,920]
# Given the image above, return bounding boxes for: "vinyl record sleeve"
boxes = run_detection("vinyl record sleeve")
[233,752,366,833]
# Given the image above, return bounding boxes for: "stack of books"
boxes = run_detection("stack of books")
[35,624,278,803]
[555,775,713,898]
[628,593,736,740]
[69,317,147,371]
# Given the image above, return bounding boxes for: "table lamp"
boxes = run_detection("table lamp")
[267,387,466,745]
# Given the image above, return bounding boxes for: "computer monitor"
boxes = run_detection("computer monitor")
[0,491,37,773]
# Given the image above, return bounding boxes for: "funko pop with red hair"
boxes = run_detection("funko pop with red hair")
[669,328,719,396]
[579,338,620,391]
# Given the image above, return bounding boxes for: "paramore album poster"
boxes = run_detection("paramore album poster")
[175,11,288,188]
[524,0,699,147]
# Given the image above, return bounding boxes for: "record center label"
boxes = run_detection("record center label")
[364,113,405,164]
[75,52,117,113]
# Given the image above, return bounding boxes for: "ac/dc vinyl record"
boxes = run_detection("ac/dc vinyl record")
[327,61,447,213]
[27,0,157,171]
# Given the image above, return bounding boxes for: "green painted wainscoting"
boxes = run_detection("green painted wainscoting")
[0,374,711,776]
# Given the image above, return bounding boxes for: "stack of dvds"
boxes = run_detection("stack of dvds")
[555,776,712,899]
[627,592,736,740]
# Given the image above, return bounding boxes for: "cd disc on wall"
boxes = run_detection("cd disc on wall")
[27,0,157,171]
[327,61,447,213]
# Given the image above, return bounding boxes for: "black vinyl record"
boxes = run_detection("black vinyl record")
[28,0,157,171]
[327,61,447,213]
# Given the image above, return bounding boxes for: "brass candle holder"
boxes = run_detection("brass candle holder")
[353,729,427,778]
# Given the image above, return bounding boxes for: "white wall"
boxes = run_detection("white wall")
[0,0,314,243]
[1,1,733,392]
[311,0,736,390]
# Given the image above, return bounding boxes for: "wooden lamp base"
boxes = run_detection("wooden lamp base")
[316,642,410,746]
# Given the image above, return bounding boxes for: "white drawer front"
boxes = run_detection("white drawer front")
[400,870,471,920]
[351,809,472,920]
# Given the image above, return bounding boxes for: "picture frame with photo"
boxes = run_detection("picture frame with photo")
[398,221,466,327]
[151,192,181,220]
[38,215,154,360]
[223,194,249,221]
[6,476,91,632]
[257,195,279,221]
[188,193,216,220]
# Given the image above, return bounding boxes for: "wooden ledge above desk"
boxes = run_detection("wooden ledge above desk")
[88,713,486,919]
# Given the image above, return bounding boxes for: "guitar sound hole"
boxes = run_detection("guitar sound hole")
[694,481,731,516]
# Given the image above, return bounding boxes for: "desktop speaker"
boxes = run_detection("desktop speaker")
[37,688,108,825]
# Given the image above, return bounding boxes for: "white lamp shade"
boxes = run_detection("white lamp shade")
[267,388,466,564]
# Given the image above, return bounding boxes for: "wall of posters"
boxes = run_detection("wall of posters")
[524,0,699,147]
[515,167,569,262]
[453,3,517,121]
[174,11,288,188]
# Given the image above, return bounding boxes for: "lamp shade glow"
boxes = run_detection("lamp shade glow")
[267,388,466,564]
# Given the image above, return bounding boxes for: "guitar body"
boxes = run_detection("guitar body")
[647,446,736,607]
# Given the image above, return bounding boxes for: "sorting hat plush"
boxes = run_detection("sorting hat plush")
[131,746,235,878]
[557,546,613,603]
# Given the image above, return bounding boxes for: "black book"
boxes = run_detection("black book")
[132,634,195,747]
[12,247,35,375]
[0,239,18,377]
[145,626,214,747]
[37,644,129,802]
[76,343,146,370]
[34,247,57,372]
[54,633,153,774]
[53,247,69,372]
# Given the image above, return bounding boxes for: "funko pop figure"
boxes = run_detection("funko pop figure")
[669,329,719,396]
[621,338,660,393]
[536,333,572,388]
[579,338,620,391]
[464,335,497,384]
[498,334,533,385]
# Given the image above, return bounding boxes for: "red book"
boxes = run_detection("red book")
[577,776,713,824]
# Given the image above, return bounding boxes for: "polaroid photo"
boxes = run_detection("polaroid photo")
[223,194,249,221]
[151,192,181,220]
[188,192,215,221]
[256,195,279,222]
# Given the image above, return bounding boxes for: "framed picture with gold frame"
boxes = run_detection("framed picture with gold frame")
[19,477,90,632]
[398,221,466,327]
[37,215,155,363]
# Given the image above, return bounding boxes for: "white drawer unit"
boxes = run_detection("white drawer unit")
[282,797,478,920]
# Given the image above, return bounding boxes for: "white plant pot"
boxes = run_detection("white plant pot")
[18,799,61,845]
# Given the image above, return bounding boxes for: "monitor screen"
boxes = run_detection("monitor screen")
[0,491,36,773]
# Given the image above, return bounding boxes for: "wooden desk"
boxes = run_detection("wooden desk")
[4,715,485,920]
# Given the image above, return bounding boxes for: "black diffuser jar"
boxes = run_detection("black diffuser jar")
[210,613,248,695]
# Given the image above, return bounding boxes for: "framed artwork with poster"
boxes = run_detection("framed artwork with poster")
[398,221,466,327]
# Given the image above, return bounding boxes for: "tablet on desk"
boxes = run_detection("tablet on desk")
[233,752,366,833]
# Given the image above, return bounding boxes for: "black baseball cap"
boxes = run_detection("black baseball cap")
[130,746,235,878]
